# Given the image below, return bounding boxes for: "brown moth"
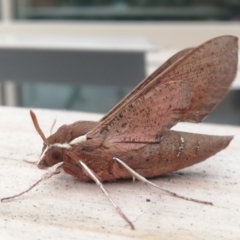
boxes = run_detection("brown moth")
[1,35,238,229]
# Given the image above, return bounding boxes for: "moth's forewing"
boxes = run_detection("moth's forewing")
[102,81,192,147]
[166,36,238,122]
[101,47,193,122]
[89,35,238,141]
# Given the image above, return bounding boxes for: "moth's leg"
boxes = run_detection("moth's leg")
[79,161,135,230]
[113,157,212,205]
[24,159,38,165]
[1,162,63,202]
[50,118,57,135]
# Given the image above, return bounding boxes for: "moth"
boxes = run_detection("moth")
[2,35,238,230]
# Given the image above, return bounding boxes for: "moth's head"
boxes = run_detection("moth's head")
[30,110,67,170]
[38,145,64,169]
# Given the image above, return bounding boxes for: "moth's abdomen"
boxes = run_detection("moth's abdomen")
[61,130,233,182]
[111,130,233,179]
[142,130,232,178]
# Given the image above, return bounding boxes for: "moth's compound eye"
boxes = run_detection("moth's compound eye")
[51,148,62,162]
[38,147,63,169]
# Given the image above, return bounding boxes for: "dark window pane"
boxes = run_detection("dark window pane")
[14,0,240,21]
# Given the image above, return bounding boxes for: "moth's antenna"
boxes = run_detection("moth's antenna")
[50,119,56,135]
[30,110,49,145]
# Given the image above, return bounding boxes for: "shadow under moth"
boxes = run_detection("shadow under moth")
[1,35,238,229]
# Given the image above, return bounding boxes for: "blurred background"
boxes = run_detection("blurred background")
[0,0,240,124]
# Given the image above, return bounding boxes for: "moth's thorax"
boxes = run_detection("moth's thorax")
[46,121,97,145]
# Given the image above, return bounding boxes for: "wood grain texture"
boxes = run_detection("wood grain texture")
[0,107,239,239]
